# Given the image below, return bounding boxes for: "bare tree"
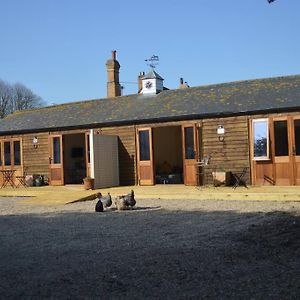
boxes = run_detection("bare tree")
[0,79,45,118]
[12,83,45,112]
[0,80,14,118]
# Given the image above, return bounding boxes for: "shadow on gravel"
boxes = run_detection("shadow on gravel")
[0,209,300,299]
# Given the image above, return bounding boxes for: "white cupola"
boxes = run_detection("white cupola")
[141,70,164,95]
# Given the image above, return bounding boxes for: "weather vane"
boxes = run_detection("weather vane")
[145,55,159,69]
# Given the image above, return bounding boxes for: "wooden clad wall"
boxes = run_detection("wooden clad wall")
[98,125,136,185]
[202,116,250,184]
[22,133,50,178]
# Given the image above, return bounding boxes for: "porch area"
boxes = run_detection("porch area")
[0,184,300,206]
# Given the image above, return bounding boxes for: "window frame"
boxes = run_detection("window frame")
[252,118,270,161]
[0,139,22,167]
[3,141,12,166]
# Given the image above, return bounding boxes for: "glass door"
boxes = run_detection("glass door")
[49,135,64,185]
[273,118,292,185]
[182,124,198,186]
[85,132,91,178]
[292,117,300,185]
[136,128,154,185]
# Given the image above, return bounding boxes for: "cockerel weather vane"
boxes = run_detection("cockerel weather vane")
[145,55,159,69]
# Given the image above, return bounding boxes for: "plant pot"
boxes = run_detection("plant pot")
[83,178,94,190]
[212,171,231,186]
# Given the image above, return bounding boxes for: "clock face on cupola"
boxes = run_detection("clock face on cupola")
[141,70,164,95]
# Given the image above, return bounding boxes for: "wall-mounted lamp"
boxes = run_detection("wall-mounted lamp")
[217,125,225,142]
[32,136,38,148]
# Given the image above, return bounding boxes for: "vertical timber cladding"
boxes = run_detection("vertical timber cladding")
[22,132,50,179]
[202,116,250,184]
[98,125,136,185]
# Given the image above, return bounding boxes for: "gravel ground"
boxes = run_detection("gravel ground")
[0,196,300,299]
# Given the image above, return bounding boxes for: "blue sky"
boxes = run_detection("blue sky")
[0,0,299,104]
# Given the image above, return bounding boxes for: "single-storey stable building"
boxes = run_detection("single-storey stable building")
[0,51,299,187]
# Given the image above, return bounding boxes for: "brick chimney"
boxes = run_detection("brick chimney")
[179,77,189,89]
[138,71,145,93]
[106,50,121,98]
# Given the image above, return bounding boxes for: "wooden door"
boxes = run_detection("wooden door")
[272,118,293,185]
[182,124,198,186]
[0,141,4,186]
[0,139,23,186]
[85,132,91,178]
[11,139,23,179]
[136,128,154,185]
[49,135,64,185]
[291,116,300,185]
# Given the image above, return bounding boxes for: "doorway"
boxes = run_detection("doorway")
[272,116,300,185]
[63,133,87,184]
[136,123,200,186]
[153,126,183,184]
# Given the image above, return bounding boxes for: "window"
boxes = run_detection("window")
[139,130,150,161]
[53,137,61,164]
[4,142,11,165]
[294,120,300,156]
[13,141,21,165]
[184,127,195,159]
[274,120,289,156]
[252,119,269,160]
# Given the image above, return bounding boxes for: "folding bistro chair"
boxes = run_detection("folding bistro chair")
[16,168,28,188]
[195,155,211,186]
[232,167,248,189]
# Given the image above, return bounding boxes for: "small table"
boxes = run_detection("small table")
[1,170,16,188]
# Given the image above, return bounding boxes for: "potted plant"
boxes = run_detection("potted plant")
[83,176,94,190]
[212,168,231,186]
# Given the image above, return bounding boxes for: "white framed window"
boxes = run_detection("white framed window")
[252,118,269,160]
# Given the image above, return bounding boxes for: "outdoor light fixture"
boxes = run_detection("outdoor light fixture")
[217,125,225,142]
[32,136,38,148]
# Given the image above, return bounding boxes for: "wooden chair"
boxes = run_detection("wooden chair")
[195,155,211,186]
[16,168,28,188]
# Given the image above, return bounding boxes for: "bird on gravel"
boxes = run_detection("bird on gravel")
[123,190,136,208]
[95,194,104,213]
[99,192,112,208]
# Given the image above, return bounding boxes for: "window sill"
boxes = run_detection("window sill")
[252,158,271,162]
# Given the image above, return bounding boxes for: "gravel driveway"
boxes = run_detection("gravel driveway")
[0,196,300,299]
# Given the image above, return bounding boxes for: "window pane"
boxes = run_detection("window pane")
[253,120,268,158]
[14,141,21,166]
[184,127,195,159]
[4,142,11,165]
[294,120,300,156]
[53,137,61,164]
[274,121,289,156]
[139,130,150,161]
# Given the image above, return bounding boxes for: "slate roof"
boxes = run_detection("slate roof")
[144,70,164,80]
[0,74,300,135]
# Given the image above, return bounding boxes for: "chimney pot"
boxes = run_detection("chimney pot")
[112,50,117,60]
[138,71,145,93]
